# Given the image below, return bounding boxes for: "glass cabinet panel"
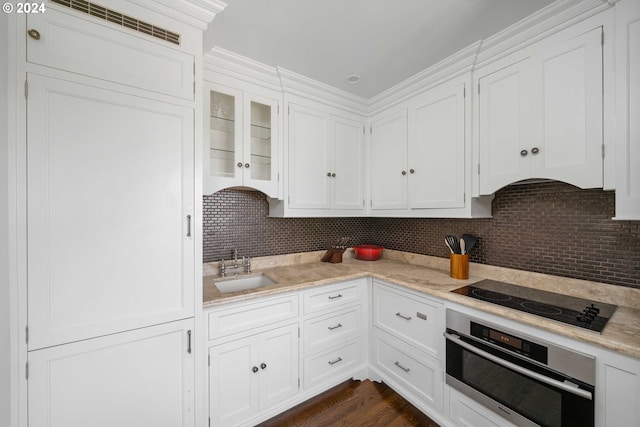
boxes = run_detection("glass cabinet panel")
[209,90,237,178]
[249,101,272,182]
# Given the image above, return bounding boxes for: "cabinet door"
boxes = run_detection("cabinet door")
[29,319,194,427]
[615,0,640,219]
[530,26,603,188]
[209,336,260,426]
[330,114,365,210]
[27,6,194,99]
[478,58,532,195]
[259,323,299,410]
[244,94,279,197]
[288,103,330,209]
[204,83,243,194]
[408,82,465,209]
[27,74,194,350]
[370,109,408,209]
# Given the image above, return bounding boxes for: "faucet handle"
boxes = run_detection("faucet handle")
[245,257,252,273]
[220,259,226,276]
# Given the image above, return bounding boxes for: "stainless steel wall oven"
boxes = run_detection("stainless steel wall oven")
[445,310,595,427]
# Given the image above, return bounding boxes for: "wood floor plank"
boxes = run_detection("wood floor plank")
[257,380,440,427]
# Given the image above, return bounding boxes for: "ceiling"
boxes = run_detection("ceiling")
[205,0,556,99]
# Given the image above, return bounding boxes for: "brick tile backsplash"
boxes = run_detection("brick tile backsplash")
[203,182,640,289]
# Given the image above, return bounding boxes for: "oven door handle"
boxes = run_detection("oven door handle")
[444,332,593,401]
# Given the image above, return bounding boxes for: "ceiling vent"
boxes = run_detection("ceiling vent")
[50,0,181,45]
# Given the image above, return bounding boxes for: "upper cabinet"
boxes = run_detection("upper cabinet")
[614,0,640,220]
[370,75,492,218]
[270,97,366,216]
[204,82,280,197]
[476,22,604,195]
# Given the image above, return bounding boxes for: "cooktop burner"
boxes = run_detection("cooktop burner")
[452,279,617,333]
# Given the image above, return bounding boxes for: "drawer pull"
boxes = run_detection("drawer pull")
[417,312,427,320]
[328,294,343,300]
[328,323,343,331]
[328,357,343,366]
[396,312,412,321]
[394,361,411,373]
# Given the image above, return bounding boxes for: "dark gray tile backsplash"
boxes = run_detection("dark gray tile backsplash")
[203,182,640,288]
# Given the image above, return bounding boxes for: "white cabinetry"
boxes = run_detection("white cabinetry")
[370,280,445,415]
[204,82,279,197]
[209,323,298,426]
[598,348,640,427]
[301,279,368,391]
[27,74,194,350]
[282,100,365,215]
[614,0,640,220]
[206,294,300,427]
[370,108,408,210]
[29,319,195,427]
[20,3,207,426]
[370,76,491,217]
[476,22,604,195]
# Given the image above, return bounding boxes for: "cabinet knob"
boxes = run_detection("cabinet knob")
[331,173,336,178]
[401,170,407,176]
[237,162,243,168]
[327,172,332,177]
[409,169,415,174]
[520,149,528,157]
[252,366,258,373]
[27,29,41,40]
[244,163,250,168]
[260,363,267,370]
[531,147,539,154]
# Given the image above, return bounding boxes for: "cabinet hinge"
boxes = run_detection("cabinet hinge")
[477,83,480,95]
[602,145,605,159]
[208,417,211,427]
[601,31,604,46]
[463,86,466,98]
[478,163,481,175]
[298,327,300,338]
[298,378,300,388]
[25,325,28,344]
[25,362,29,380]
[208,354,210,367]
[277,172,280,182]
[369,125,372,134]
[288,106,290,115]
[24,80,28,99]
[362,126,365,134]
[363,199,365,208]
[277,105,280,114]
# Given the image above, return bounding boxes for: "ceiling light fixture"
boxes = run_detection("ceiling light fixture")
[345,74,361,85]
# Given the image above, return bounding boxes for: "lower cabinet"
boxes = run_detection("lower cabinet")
[208,323,299,426]
[28,319,195,427]
[371,328,443,412]
[370,280,445,416]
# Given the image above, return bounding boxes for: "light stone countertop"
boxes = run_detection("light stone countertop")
[203,250,640,359]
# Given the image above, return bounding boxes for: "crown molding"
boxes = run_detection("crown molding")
[128,0,227,30]
[277,67,369,115]
[368,40,481,115]
[475,0,612,69]
[204,47,281,93]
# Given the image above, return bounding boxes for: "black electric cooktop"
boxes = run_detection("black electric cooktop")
[452,279,617,333]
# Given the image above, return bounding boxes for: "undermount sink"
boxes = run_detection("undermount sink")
[214,274,276,294]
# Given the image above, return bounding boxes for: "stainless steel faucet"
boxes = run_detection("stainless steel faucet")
[220,249,251,277]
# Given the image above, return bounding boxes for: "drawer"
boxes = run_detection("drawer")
[448,387,516,427]
[303,340,362,390]
[303,278,367,315]
[207,294,298,340]
[371,328,443,412]
[303,306,362,354]
[373,280,444,358]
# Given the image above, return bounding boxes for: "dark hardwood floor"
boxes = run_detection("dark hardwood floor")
[256,380,441,427]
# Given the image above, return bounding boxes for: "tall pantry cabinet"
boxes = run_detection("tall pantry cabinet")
[6,1,222,426]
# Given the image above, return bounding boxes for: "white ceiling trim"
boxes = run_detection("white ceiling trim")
[128,0,227,30]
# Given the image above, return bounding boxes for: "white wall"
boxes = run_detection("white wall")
[0,11,11,427]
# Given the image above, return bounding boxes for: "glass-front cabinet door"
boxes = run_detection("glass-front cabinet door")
[204,82,279,197]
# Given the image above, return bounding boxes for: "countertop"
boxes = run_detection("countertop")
[203,250,640,359]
